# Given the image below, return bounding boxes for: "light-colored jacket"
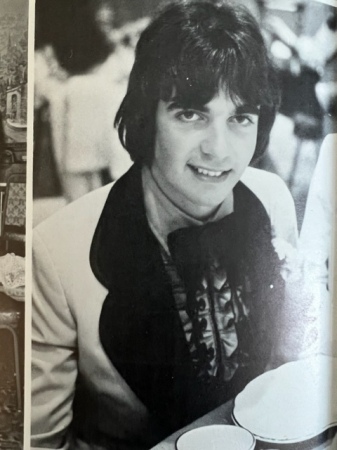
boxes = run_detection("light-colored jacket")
[32,167,298,450]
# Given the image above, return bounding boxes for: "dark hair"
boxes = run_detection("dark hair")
[35,0,112,75]
[115,0,280,165]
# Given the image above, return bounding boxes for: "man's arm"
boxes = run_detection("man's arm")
[32,230,78,449]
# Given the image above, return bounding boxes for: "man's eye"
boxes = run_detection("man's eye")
[177,110,201,122]
[229,115,256,126]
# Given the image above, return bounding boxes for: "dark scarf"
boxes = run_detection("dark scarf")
[85,165,284,445]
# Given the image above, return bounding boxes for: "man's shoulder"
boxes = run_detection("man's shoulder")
[241,166,289,203]
[241,167,295,225]
[34,182,114,244]
[241,166,285,189]
[241,167,298,246]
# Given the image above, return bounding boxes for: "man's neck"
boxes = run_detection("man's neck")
[142,166,234,254]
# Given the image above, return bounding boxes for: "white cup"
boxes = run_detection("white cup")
[176,425,255,450]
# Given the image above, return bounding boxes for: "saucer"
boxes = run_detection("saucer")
[233,356,337,444]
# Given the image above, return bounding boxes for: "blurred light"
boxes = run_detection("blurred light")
[311,0,337,6]
[270,40,293,59]
[264,0,301,12]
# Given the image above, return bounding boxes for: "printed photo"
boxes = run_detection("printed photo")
[31,1,337,449]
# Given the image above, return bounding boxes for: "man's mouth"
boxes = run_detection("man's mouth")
[189,165,230,178]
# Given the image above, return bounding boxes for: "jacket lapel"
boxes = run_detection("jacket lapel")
[234,181,285,376]
[90,165,193,436]
[90,165,284,434]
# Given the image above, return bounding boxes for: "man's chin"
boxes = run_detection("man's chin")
[187,189,234,218]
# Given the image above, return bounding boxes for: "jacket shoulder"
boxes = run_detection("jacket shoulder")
[241,167,291,211]
[241,167,288,196]
[35,183,114,244]
[241,167,298,246]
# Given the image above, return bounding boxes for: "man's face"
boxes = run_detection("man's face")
[150,89,259,219]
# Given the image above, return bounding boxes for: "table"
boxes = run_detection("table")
[151,400,337,450]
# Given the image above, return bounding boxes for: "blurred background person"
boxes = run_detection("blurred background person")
[34,0,136,209]
[255,0,337,229]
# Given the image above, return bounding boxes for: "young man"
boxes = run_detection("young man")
[31,2,298,449]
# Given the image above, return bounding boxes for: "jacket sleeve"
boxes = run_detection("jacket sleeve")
[31,230,77,449]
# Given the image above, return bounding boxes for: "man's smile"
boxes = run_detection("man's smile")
[188,164,232,180]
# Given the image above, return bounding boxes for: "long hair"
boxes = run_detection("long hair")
[115,0,280,165]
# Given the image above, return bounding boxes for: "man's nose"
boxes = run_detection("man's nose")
[200,122,231,160]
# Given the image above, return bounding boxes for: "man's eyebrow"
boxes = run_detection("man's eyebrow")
[166,100,209,113]
[166,100,260,115]
[234,104,260,115]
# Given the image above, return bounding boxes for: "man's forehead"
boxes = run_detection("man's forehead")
[165,90,261,114]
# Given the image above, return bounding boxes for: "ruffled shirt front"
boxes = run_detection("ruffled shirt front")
[142,167,250,382]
